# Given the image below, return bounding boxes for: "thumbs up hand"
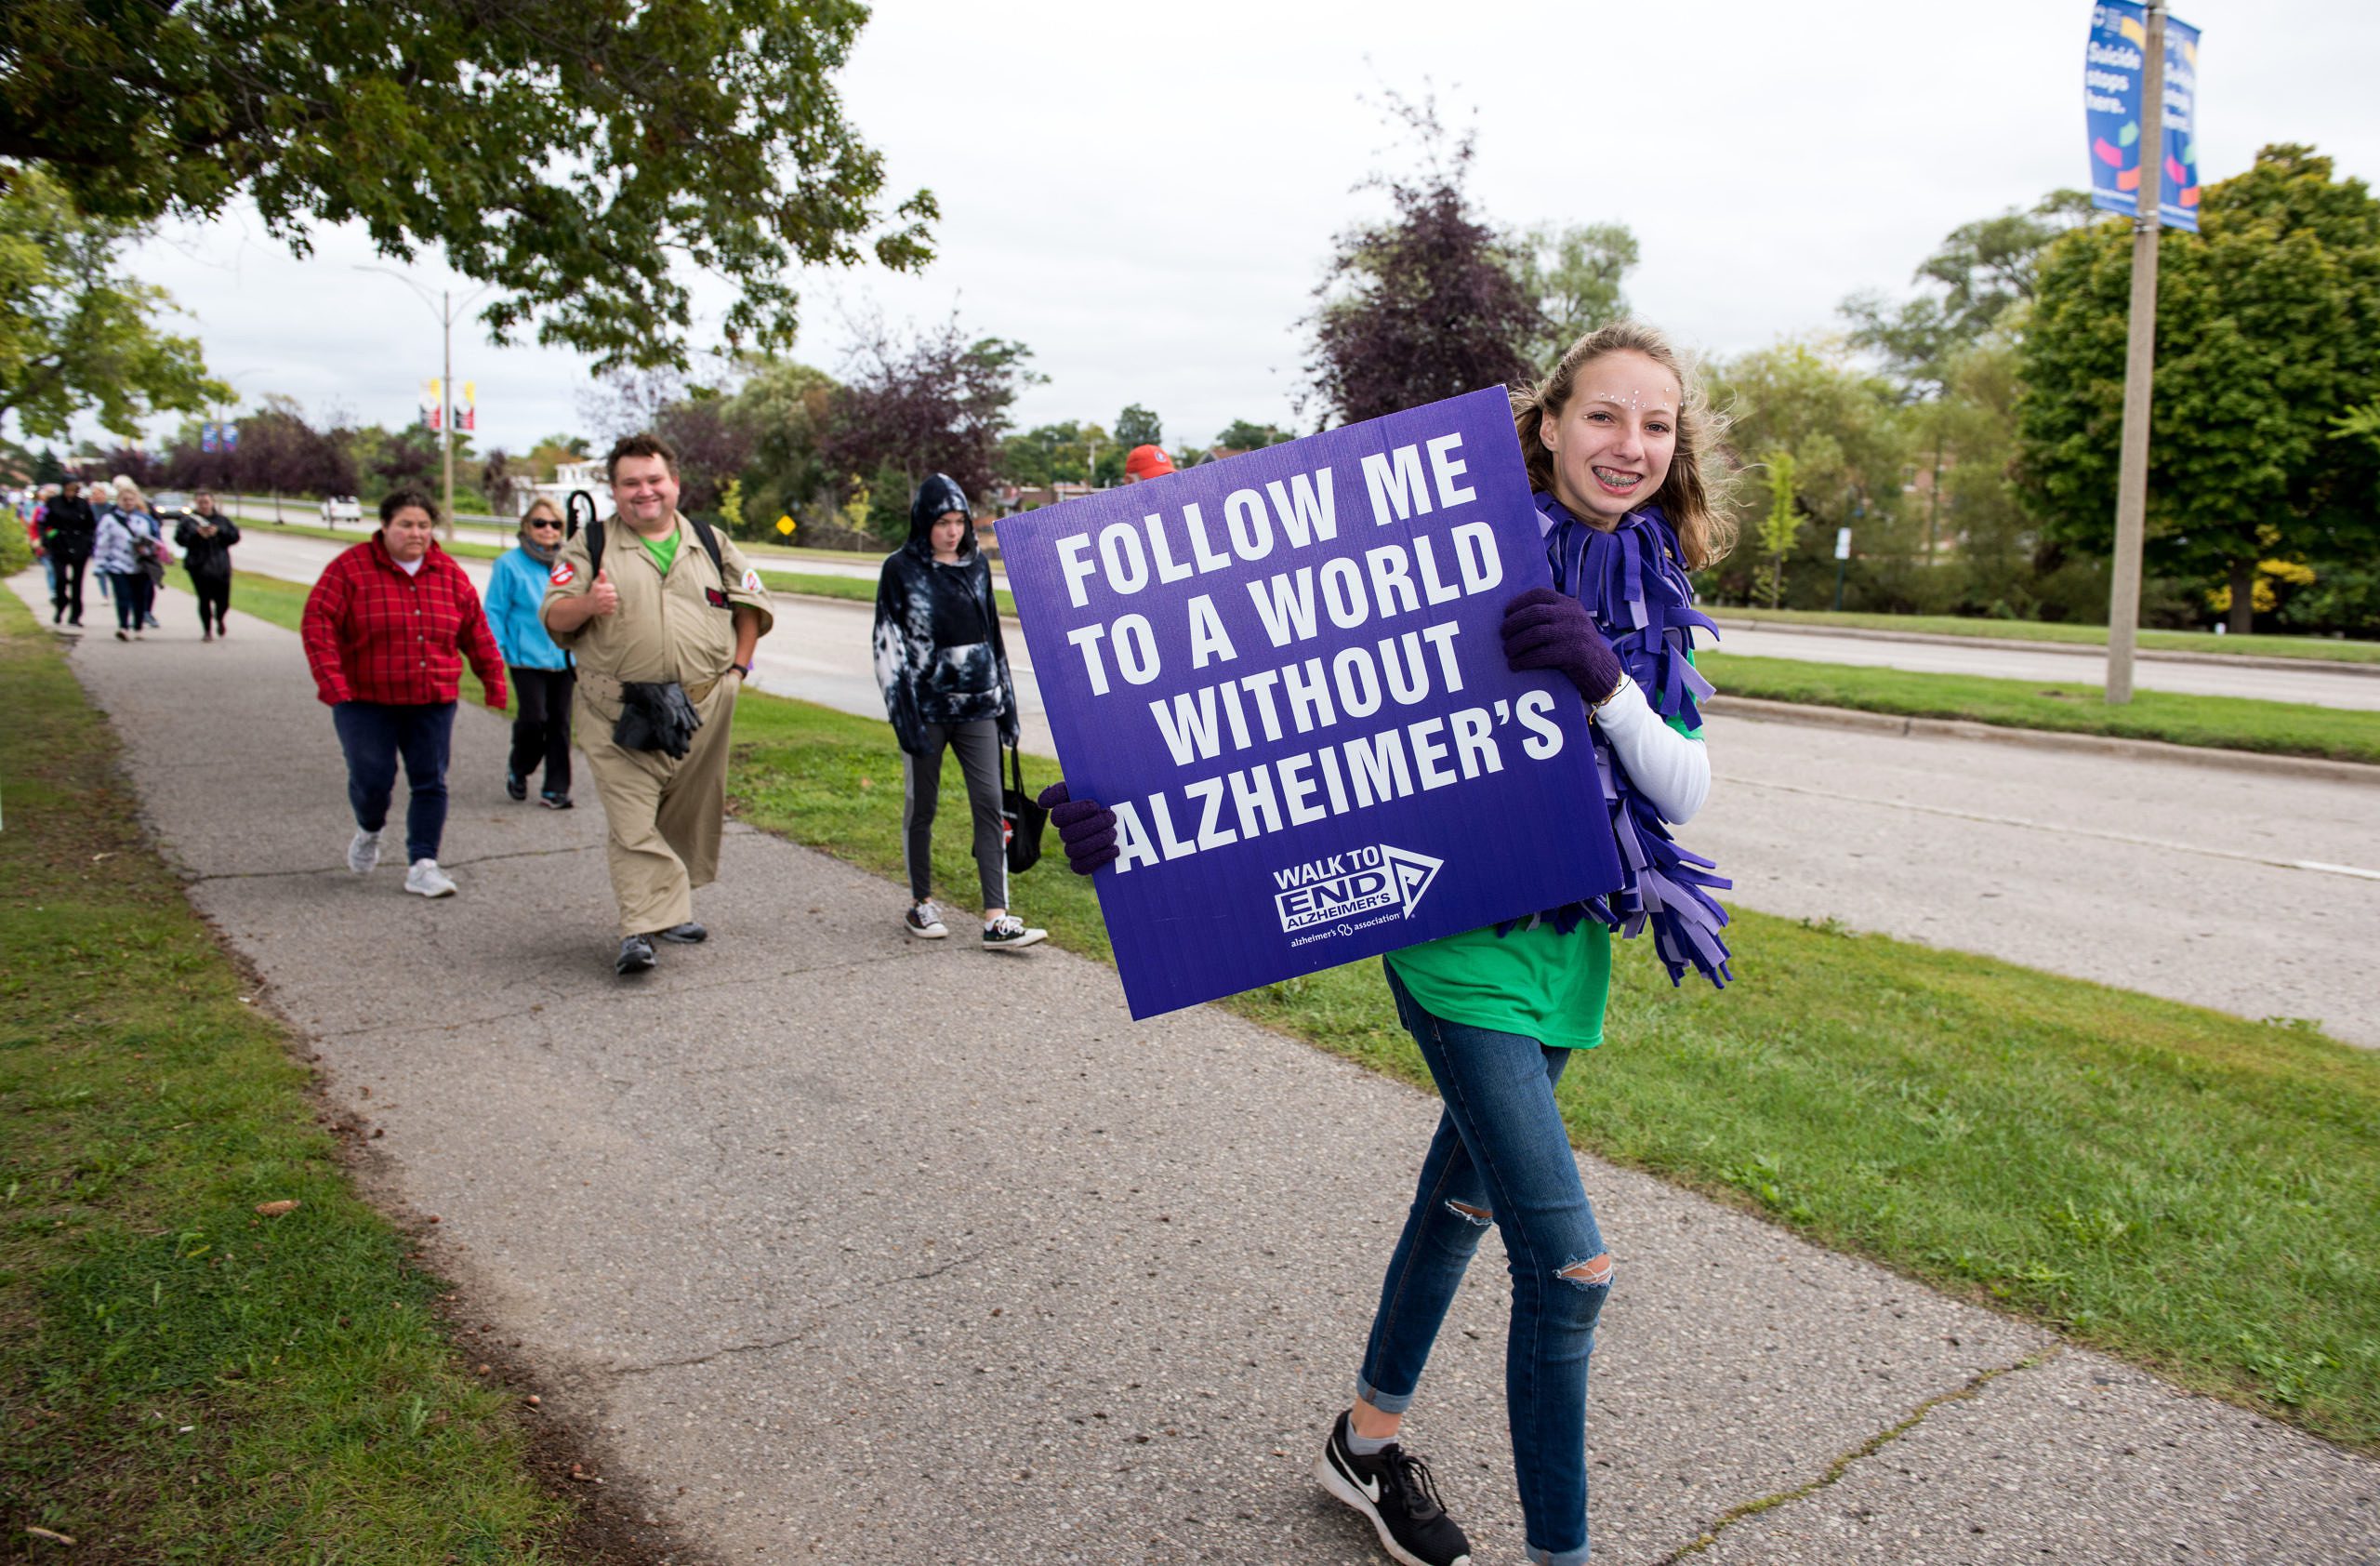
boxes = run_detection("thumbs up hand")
[589,564,619,617]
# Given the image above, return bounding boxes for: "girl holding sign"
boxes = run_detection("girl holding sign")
[1041,321,1735,1566]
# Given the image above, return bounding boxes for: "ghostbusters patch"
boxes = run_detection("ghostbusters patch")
[549,560,576,586]
[741,567,763,594]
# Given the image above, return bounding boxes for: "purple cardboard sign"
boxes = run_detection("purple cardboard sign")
[998,387,1622,1018]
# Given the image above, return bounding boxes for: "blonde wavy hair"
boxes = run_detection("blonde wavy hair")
[1512,320,1737,571]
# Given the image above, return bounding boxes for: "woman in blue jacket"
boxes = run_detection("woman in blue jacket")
[483,498,576,807]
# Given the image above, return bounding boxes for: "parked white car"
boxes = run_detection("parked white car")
[321,495,362,525]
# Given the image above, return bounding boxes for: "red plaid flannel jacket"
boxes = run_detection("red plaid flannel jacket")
[300,535,507,709]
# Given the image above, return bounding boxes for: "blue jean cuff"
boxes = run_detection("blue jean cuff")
[1527,1541,1591,1566]
[1353,1374,1415,1415]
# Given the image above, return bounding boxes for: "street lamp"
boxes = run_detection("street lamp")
[353,267,492,535]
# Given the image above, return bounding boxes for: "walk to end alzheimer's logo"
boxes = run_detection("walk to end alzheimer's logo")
[1276,843,1443,945]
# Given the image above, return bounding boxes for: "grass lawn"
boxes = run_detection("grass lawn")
[0,590,570,1559]
[1702,651,2380,766]
[715,693,2380,1452]
[1714,605,2380,667]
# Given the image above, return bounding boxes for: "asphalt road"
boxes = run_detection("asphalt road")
[223,531,2380,1047]
[30,575,2374,1566]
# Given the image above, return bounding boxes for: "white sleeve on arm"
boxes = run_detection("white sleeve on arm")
[1593,676,1711,824]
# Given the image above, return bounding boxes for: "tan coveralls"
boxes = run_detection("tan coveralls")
[539,514,774,936]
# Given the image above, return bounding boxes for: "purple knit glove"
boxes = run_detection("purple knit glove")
[1037,780,1118,874]
[1501,588,1622,704]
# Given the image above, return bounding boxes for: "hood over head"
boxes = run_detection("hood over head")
[907,473,976,556]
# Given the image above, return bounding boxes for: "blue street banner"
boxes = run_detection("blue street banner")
[200,420,239,453]
[2085,3,2202,232]
[998,387,1623,1019]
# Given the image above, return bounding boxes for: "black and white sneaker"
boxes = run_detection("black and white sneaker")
[904,901,948,939]
[981,914,1046,950]
[1314,1411,1473,1566]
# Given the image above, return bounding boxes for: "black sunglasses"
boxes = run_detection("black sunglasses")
[526,517,562,529]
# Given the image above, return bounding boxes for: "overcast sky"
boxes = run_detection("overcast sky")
[100,0,2380,466]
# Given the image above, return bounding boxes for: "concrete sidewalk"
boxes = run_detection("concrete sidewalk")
[17,572,2375,1566]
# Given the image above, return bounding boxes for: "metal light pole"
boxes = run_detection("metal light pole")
[2105,1,2165,706]
[354,268,491,537]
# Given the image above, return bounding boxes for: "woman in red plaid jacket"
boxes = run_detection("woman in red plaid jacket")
[300,488,508,898]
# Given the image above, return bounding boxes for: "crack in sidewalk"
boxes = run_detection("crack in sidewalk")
[606,1237,1030,1378]
[1650,1347,2063,1565]
[187,841,602,883]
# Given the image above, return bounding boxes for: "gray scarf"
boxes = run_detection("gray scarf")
[520,524,561,564]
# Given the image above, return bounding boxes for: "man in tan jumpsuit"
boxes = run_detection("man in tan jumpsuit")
[541,433,773,974]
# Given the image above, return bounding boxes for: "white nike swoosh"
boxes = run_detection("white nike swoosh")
[1336,1445,1383,1505]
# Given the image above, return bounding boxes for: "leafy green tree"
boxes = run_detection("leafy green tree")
[1755,450,1800,609]
[1509,221,1638,371]
[722,359,838,535]
[0,166,221,437]
[1114,405,1163,449]
[1708,338,1915,607]
[1842,194,2089,395]
[1213,419,1292,452]
[2018,144,2380,633]
[1,0,935,370]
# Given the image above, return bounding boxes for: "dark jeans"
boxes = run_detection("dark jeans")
[190,573,231,630]
[109,570,152,631]
[49,556,87,623]
[333,701,456,865]
[507,665,574,795]
[901,719,1006,909]
[1358,966,1612,1566]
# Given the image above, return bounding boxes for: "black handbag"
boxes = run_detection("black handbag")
[1000,742,1047,874]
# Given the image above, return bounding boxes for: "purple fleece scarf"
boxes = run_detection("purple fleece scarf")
[1505,493,1733,988]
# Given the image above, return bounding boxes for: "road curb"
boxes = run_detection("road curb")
[1710,616,2380,679]
[1707,693,2380,784]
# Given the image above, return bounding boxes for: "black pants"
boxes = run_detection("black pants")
[50,557,87,623]
[190,572,231,630]
[902,719,1006,909]
[508,665,575,795]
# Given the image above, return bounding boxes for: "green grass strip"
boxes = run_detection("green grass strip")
[0,591,566,1559]
[169,576,2380,1450]
[1702,650,2380,765]
[1716,606,2380,666]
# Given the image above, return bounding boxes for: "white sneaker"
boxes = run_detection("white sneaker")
[347,828,382,874]
[982,914,1047,950]
[403,858,457,898]
[904,900,948,939]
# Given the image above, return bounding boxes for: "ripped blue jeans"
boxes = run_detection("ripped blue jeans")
[1357,965,1611,1566]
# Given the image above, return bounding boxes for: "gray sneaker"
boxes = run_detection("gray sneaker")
[615,935,657,975]
[403,858,457,898]
[982,914,1046,950]
[347,828,382,874]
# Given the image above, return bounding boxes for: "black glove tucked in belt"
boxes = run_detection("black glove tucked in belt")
[613,680,704,758]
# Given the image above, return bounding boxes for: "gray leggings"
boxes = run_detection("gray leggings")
[903,720,1007,909]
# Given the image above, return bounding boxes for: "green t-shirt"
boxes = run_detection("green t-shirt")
[641,532,681,576]
[1385,676,1703,1051]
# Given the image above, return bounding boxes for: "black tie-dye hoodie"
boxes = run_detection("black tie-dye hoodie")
[872,474,1018,755]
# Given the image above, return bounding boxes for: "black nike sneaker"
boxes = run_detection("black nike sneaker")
[1314,1410,1473,1566]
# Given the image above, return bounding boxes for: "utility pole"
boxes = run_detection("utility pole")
[2105,0,2165,706]
[354,268,490,537]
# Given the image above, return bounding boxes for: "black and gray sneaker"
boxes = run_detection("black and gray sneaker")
[1314,1411,1473,1566]
[981,914,1046,950]
[615,935,657,975]
[506,769,527,802]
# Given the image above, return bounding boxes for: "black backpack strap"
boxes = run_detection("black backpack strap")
[689,516,729,603]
